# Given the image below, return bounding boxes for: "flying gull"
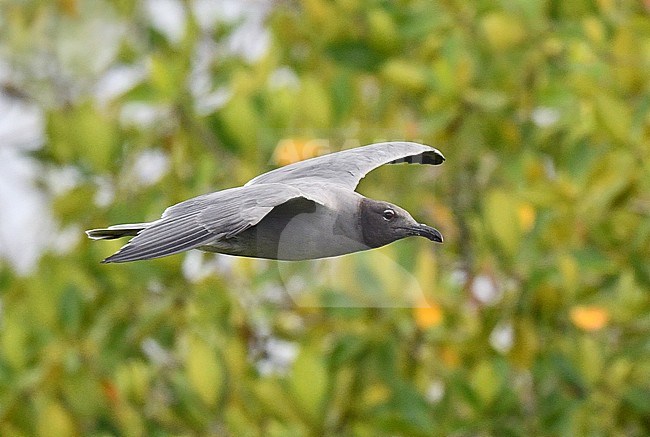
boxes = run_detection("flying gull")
[86,141,445,263]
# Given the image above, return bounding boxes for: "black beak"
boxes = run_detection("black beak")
[406,224,443,243]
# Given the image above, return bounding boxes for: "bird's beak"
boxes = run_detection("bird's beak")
[407,224,443,243]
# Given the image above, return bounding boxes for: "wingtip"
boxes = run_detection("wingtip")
[394,141,445,164]
[425,147,445,165]
[86,228,115,240]
[100,254,116,264]
[388,148,445,166]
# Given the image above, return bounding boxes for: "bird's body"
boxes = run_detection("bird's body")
[201,187,368,260]
[87,142,445,263]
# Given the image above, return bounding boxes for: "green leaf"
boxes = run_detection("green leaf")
[326,40,384,71]
[0,312,28,369]
[367,9,399,53]
[481,12,526,51]
[381,60,428,92]
[624,388,650,415]
[289,347,328,423]
[58,285,83,335]
[186,336,223,407]
[595,93,632,143]
[298,77,332,128]
[470,360,502,405]
[484,189,522,256]
[219,95,259,150]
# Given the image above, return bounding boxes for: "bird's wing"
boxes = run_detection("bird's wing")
[245,141,444,190]
[102,184,321,263]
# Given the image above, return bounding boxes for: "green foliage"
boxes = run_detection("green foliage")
[2,0,650,435]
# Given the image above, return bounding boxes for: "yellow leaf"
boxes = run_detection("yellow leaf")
[440,346,460,368]
[414,302,444,329]
[273,138,329,166]
[38,403,76,437]
[481,12,526,51]
[570,306,609,331]
[362,383,391,406]
[582,17,605,43]
[517,202,536,232]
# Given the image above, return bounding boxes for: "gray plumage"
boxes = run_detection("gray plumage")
[86,141,445,263]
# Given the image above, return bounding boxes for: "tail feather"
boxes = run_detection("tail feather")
[85,223,151,240]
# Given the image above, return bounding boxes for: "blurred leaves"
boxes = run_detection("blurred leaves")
[289,346,328,425]
[484,189,522,256]
[47,102,120,171]
[185,335,224,407]
[1,0,650,436]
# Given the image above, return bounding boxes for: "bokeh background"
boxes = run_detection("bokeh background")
[2,0,650,435]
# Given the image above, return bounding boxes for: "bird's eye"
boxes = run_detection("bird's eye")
[382,209,396,221]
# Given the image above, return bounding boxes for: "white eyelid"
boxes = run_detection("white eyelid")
[382,209,395,220]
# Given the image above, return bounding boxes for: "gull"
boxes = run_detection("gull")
[86,141,445,263]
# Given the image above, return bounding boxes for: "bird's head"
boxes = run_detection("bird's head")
[359,198,443,248]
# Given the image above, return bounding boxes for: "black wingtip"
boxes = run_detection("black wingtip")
[423,150,445,165]
[389,150,445,166]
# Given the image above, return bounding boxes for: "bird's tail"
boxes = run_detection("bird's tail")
[85,223,151,240]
